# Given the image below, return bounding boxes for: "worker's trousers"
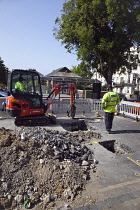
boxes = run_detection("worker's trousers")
[105,112,114,131]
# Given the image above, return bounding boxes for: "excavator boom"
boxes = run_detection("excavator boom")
[45,83,76,118]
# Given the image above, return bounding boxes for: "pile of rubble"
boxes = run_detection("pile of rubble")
[0,127,101,209]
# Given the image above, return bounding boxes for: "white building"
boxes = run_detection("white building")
[92,46,140,99]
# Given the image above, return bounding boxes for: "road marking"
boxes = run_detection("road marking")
[136,160,140,164]
[93,141,98,143]
[99,178,140,193]
[135,173,140,176]
[94,119,101,122]
[127,157,140,167]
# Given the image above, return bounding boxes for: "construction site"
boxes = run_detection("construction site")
[0,109,140,210]
[0,69,140,210]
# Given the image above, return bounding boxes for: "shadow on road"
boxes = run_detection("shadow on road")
[113,130,140,134]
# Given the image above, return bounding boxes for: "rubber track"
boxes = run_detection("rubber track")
[15,115,56,126]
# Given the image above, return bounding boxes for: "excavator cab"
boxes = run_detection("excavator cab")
[6,69,47,126]
[6,69,76,126]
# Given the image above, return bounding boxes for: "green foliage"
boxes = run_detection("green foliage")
[71,61,93,89]
[71,61,93,79]
[0,57,8,88]
[54,0,140,86]
[101,84,107,91]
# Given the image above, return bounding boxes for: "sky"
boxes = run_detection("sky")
[0,0,80,76]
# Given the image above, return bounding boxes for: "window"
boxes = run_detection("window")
[120,77,124,82]
[128,75,130,83]
[11,70,42,95]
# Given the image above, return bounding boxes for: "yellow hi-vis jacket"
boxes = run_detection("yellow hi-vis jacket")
[102,91,120,113]
[15,81,26,92]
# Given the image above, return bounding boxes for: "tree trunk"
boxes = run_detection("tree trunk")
[105,68,113,87]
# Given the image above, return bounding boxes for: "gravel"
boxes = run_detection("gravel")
[0,126,101,209]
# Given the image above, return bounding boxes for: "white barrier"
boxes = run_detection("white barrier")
[46,98,140,120]
[46,98,102,114]
[118,101,140,120]
[2,96,140,120]
[92,99,103,111]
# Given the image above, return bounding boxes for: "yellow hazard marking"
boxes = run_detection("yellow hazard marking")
[127,158,140,176]
[135,173,140,176]
[93,141,98,144]
[127,157,140,167]
[99,178,140,193]
[132,121,138,122]
[99,159,140,193]
[0,117,6,120]
[94,119,101,122]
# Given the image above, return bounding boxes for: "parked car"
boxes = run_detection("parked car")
[0,91,8,111]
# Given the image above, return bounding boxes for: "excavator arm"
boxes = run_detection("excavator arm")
[45,83,76,118]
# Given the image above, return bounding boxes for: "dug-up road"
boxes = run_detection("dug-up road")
[0,111,140,210]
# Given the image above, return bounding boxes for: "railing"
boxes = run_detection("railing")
[118,101,140,120]
[46,99,140,120]
[1,97,140,120]
[46,99,93,114]
[90,100,140,120]
[92,99,103,111]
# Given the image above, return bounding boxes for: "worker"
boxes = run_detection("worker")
[15,76,26,92]
[102,85,120,134]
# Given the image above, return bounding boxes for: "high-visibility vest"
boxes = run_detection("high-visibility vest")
[15,81,26,92]
[102,91,120,113]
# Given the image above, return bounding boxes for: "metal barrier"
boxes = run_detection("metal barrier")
[46,99,102,114]
[118,101,140,120]
[92,99,103,111]
[47,99,140,120]
[2,96,140,120]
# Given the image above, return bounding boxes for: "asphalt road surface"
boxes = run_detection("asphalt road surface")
[74,113,140,209]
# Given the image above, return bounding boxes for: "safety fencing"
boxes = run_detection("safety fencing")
[46,98,140,120]
[1,97,140,120]
[118,101,140,120]
[46,99,93,114]
[45,98,103,114]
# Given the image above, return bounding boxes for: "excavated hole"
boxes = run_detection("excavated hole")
[99,140,134,155]
[60,119,88,132]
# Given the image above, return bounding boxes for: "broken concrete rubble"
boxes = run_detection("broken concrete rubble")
[0,127,101,209]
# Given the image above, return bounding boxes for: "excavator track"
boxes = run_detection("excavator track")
[15,115,56,126]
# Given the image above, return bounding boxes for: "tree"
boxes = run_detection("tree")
[71,61,93,79]
[71,61,93,89]
[0,57,7,88]
[54,0,140,86]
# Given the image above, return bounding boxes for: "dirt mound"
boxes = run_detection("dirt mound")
[0,127,100,209]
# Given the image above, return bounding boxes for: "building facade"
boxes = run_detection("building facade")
[92,46,140,99]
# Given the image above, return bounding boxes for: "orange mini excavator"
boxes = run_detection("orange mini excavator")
[6,69,76,126]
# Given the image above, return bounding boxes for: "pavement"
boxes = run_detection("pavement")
[74,112,140,210]
[0,111,140,209]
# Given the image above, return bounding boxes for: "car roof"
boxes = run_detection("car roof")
[0,91,8,97]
